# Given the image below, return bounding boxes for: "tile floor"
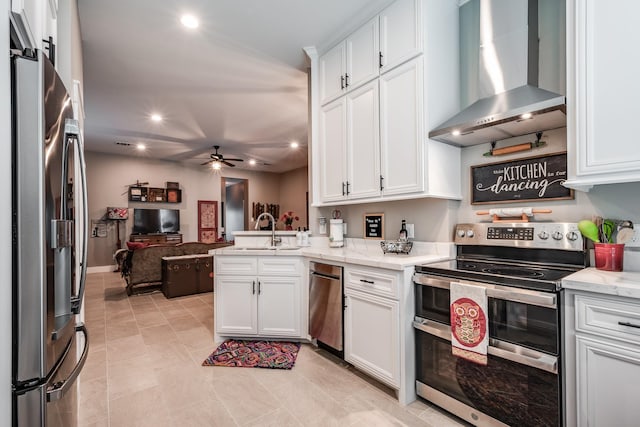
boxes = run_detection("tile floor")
[78,272,468,426]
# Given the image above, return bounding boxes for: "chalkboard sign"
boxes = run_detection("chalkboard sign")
[364,213,384,239]
[471,152,573,205]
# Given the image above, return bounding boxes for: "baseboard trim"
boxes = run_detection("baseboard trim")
[87,265,117,274]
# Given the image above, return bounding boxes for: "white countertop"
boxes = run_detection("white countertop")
[562,268,640,300]
[212,238,455,271]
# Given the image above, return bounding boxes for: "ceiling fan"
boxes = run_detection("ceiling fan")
[200,145,244,167]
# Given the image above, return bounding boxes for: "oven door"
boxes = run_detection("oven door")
[414,319,560,427]
[415,274,560,355]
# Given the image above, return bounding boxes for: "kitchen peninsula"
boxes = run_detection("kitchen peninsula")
[211,231,454,405]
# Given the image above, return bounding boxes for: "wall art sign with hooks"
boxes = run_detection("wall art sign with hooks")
[471,152,573,204]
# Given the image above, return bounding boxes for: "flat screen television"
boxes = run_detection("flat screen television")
[133,209,180,234]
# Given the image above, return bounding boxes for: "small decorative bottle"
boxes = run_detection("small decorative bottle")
[399,220,408,242]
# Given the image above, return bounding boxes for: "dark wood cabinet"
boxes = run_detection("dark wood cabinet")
[128,186,182,203]
[129,233,183,244]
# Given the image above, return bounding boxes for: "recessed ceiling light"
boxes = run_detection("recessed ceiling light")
[211,162,221,170]
[181,14,199,29]
[150,113,163,122]
[136,143,146,151]
[249,159,256,166]
[290,141,299,149]
[451,130,461,136]
[520,112,533,119]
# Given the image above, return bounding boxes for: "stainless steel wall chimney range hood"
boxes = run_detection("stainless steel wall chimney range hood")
[429,0,566,146]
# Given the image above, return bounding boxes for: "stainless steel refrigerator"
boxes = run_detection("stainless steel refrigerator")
[11,46,89,425]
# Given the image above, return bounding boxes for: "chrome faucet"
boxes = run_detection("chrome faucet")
[254,212,281,247]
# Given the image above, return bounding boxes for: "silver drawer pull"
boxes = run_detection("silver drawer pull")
[618,321,640,329]
[360,279,374,284]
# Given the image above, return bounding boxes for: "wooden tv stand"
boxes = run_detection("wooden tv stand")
[129,233,183,245]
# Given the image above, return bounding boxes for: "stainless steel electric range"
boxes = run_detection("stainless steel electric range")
[413,223,588,427]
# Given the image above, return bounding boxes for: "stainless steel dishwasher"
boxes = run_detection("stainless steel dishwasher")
[309,261,343,355]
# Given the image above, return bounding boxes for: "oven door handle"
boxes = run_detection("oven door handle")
[413,319,558,374]
[486,288,557,309]
[413,274,557,308]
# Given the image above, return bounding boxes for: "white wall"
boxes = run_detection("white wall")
[2,0,13,423]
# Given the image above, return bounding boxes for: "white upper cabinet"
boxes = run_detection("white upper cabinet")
[564,0,640,191]
[311,0,461,206]
[11,0,57,53]
[319,98,348,202]
[320,17,380,106]
[380,59,424,195]
[319,42,346,106]
[345,17,380,93]
[319,80,380,203]
[379,0,422,73]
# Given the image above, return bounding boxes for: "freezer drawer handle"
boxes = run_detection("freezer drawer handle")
[47,323,89,402]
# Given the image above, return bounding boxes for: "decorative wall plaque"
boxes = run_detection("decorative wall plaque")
[471,152,573,205]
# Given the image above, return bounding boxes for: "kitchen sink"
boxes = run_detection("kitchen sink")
[233,246,300,251]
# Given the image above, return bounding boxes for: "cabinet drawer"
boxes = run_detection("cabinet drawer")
[215,256,258,275]
[575,294,640,346]
[345,266,398,299]
[258,257,301,276]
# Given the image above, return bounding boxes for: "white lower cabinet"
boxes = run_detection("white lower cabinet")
[344,289,399,387]
[564,290,640,426]
[575,335,640,426]
[343,265,401,389]
[215,255,304,340]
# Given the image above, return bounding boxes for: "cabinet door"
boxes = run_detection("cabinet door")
[379,0,422,73]
[379,58,424,196]
[215,276,257,335]
[567,0,640,187]
[344,290,399,388]
[346,80,381,200]
[576,335,640,426]
[257,277,301,337]
[319,42,346,105]
[319,98,348,202]
[345,17,379,92]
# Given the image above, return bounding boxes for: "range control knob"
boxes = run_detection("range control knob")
[457,229,466,238]
[538,231,549,240]
[552,231,564,241]
[566,231,579,241]
[466,230,475,238]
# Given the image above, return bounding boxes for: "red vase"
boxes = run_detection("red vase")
[286,225,293,231]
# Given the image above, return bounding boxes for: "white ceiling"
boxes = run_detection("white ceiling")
[77,0,394,173]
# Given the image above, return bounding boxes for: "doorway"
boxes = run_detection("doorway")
[220,177,248,242]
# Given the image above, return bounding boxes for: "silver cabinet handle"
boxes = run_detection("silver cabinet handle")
[47,323,89,402]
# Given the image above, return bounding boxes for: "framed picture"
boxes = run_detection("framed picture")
[167,189,181,203]
[107,207,129,220]
[471,152,574,204]
[198,200,219,243]
[363,213,384,239]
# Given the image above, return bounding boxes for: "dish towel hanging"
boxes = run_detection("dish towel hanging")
[450,281,488,365]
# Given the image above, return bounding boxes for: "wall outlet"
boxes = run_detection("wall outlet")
[625,228,640,248]
[406,223,415,239]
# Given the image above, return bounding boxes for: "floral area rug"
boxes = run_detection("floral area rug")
[202,340,301,370]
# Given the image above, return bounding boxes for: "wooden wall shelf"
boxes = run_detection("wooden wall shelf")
[128,186,182,203]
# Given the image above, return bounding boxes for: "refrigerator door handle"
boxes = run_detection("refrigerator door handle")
[46,323,89,402]
[65,119,88,314]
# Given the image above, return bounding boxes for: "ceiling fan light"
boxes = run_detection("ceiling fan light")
[211,162,221,170]
[180,14,199,29]
[249,159,256,166]
[136,143,146,151]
